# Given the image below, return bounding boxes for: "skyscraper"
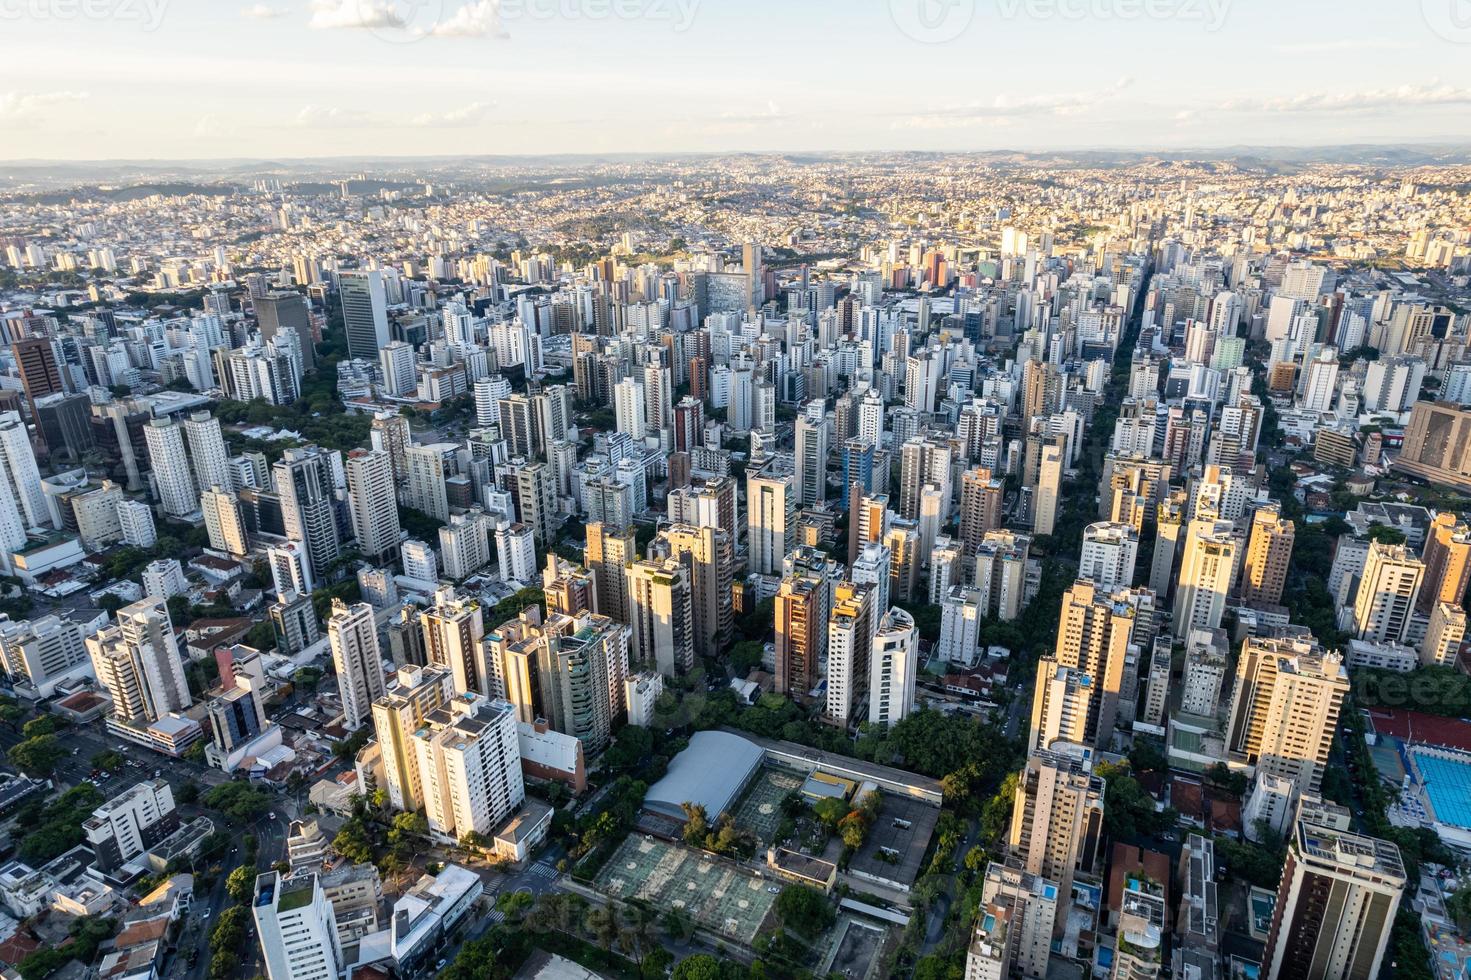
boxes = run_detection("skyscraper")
[959,467,1004,559]
[86,598,191,726]
[143,417,197,518]
[868,606,917,727]
[1033,444,1063,536]
[1078,522,1139,592]
[657,523,733,660]
[338,270,390,362]
[627,558,695,677]
[200,486,249,557]
[182,412,231,494]
[421,588,488,698]
[10,338,63,424]
[1173,519,1238,637]
[253,290,316,371]
[372,663,456,813]
[1241,504,1294,607]
[411,695,524,843]
[747,457,795,577]
[346,449,400,562]
[586,522,637,624]
[1008,745,1105,927]
[825,581,873,725]
[276,447,342,586]
[1261,822,1405,980]
[775,573,823,699]
[1041,579,1135,750]
[1418,512,1471,615]
[1352,541,1425,644]
[0,410,46,528]
[327,600,386,731]
[794,410,828,508]
[1226,631,1348,795]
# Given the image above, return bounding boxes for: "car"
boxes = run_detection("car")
[268,812,277,821]
[767,886,780,894]
[201,909,211,919]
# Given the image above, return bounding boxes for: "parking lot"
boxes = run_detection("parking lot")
[594,836,777,944]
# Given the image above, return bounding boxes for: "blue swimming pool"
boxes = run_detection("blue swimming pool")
[1414,750,1471,829]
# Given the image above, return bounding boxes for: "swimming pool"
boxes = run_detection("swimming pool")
[1412,747,1471,829]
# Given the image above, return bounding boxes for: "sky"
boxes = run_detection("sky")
[3,0,1471,160]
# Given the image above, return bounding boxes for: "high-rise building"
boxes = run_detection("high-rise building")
[487,610,626,753]
[613,377,647,440]
[404,443,457,523]
[346,449,400,562]
[959,467,1005,559]
[0,615,91,699]
[0,413,43,532]
[825,581,874,725]
[1418,512,1471,615]
[869,606,917,727]
[1078,522,1139,592]
[747,457,795,577]
[276,447,342,586]
[411,694,524,843]
[370,412,411,484]
[898,437,952,521]
[1029,664,1094,754]
[794,411,828,508]
[372,663,455,813]
[512,460,557,546]
[182,412,231,497]
[143,417,197,518]
[496,522,537,585]
[1033,443,1063,537]
[972,860,1059,980]
[626,558,694,677]
[421,588,488,698]
[775,573,823,699]
[379,340,417,398]
[1424,601,1468,666]
[586,522,637,624]
[339,270,391,362]
[1042,579,1136,750]
[657,523,733,660]
[1225,631,1348,795]
[1261,822,1405,980]
[1173,519,1238,637]
[1008,745,1105,927]
[86,598,191,726]
[200,486,249,557]
[327,600,387,731]
[253,871,342,980]
[1352,541,1425,644]
[253,291,316,371]
[10,338,64,424]
[1241,504,1294,607]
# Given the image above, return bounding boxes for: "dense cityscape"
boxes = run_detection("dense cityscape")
[4,6,1471,974]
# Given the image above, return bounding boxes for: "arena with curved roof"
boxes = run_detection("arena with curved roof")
[642,730,765,822]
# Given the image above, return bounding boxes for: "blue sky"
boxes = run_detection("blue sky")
[3,0,1471,159]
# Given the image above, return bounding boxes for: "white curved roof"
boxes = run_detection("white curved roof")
[644,730,763,820]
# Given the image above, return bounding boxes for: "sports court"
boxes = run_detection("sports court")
[594,836,777,943]
[732,766,804,844]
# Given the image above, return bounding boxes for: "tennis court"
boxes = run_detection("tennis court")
[594,836,777,943]
[732,766,804,844]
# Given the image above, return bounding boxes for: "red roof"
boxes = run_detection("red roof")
[1365,707,1471,752]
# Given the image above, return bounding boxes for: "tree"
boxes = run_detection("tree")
[293,666,322,692]
[21,715,58,738]
[729,640,765,676]
[7,734,66,776]
[388,811,429,859]
[813,796,848,829]
[774,884,835,939]
[681,802,709,847]
[201,782,271,822]
[672,955,726,980]
[209,951,239,980]
[226,865,256,903]
[91,750,126,772]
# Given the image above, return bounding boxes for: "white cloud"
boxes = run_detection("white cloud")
[0,91,89,118]
[1221,83,1471,114]
[293,104,372,127]
[308,0,405,30]
[892,79,1132,130]
[241,3,291,19]
[426,0,507,38]
[1271,39,1410,55]
[409,101,496,126]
